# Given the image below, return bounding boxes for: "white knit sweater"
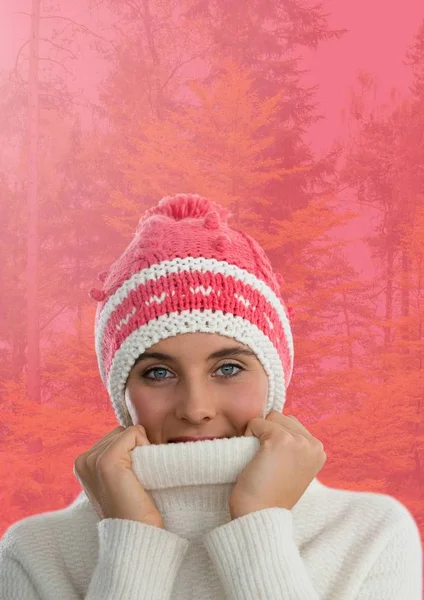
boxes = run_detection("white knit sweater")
[0,435,422,599]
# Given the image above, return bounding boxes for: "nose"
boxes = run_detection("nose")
[174,378,217,423]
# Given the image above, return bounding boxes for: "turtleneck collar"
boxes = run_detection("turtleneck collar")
[75,435,323,522]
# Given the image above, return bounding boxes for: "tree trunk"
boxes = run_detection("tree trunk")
[400,250,410,352]
[26,0,41,403]
[142,0,163,119]
[342,291,354,369]
[76,249,83,345]
[384,244,394,349]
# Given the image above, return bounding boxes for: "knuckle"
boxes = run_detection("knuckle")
[297,434,310,447]
[312,437,325,451]
[96,453,110,470]
[269,412,282,421]
[73,455,85,473]
[276,429,291,444]
[126,424,144,435]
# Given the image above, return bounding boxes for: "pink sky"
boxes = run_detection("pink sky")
[302,0,424,152]
[1,0,423,279]
[1,1,422,152]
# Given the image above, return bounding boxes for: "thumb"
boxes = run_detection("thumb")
[244,425,254,437]
[244,417,273,441]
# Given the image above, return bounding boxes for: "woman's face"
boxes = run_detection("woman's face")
[124,332,269,444]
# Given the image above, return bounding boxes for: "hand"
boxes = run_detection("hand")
[229,411,326,520]
[73,424,164,528]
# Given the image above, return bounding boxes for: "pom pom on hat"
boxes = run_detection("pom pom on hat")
[214,235,231,252]
[276,273,285,287]
[136,194,232,232]
[203,211,220,229]
[89,288,106,302]
[97,270,109,283]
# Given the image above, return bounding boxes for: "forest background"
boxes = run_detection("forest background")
[0,0,423,574]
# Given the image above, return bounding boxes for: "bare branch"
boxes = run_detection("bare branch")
[160,44,214,92]
[9,11,31,17]
[38,56,72,76]
[38,91,90,110]
[40,303,69,332]
[39,37,78,60]
[11,11,117,51]
[122,0,144,21]
[14,39,29,85]
[39,15,115,47]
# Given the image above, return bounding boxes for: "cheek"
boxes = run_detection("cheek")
[224,378,268,422]
[125,385,169,425]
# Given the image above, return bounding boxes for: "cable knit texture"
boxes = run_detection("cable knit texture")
[1,436,422,599]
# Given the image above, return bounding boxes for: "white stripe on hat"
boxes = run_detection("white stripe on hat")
[95,257,294,384]
[107,309,287,428]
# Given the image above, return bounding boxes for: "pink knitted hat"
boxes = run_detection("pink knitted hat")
[89,193,295,428]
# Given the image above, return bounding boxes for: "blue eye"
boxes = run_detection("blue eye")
[142,363,244,381]
[143,367,172,380]
[216,363,243,377]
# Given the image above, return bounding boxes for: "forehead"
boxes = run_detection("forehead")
[127,332,268,381]
[150,332,246,352]
[129,333,260,371]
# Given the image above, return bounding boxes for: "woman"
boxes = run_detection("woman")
[0,193,422,599]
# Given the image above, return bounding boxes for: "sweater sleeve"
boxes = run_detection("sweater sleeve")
[202,506,424,600]
[0,518,190,600]
[0,553,41,599]
[356,511,423,599]
[202,507,320,600]
[85,518,190,599]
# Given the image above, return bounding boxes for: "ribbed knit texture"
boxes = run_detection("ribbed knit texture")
[1,436,422,599]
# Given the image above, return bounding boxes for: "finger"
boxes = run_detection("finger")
[268,411,314,438]
[91,426,125,448]
[81,426,126,458]
[244,417,281,442]
[97,425,151,467]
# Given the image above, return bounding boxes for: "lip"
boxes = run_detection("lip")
[168,436,224,443]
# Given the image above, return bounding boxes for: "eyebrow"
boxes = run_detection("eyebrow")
[132,346,257,367]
